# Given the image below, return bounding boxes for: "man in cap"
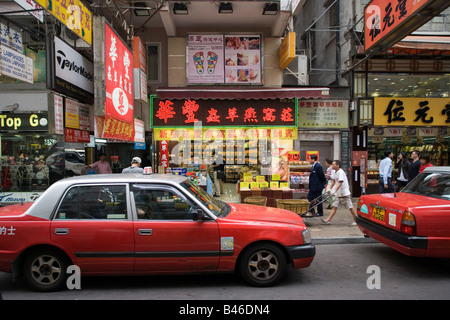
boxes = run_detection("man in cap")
[122,157,144,173]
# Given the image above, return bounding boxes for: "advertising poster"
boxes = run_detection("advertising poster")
[104,23,134,133]
[187,35,224,84]
[224,35,261,84]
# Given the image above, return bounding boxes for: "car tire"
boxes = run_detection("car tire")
[23,248,70,292]
[238,243,287,287]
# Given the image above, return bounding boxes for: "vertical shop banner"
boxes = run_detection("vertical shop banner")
[160,140,169,170]
[104,23,134,141]
[224,35,261,84]
[187,35,224,84]
[53,95,64,135]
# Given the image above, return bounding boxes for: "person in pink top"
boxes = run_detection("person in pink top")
[87,153,112,174]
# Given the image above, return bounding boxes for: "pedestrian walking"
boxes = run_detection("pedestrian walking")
[321,160,357,226]
[324,158,335,210]
[395,151,410,191]
[379,149,394,193]
[307,154,326,216]
[122,157,144,173]
[408,150,421,183]
[86,153,112,174]
[419,153,434,173]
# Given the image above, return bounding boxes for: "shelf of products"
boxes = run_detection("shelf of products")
[289,161,311,191]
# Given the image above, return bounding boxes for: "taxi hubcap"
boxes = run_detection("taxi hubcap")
[248,250,279,281]
[30,255,62,285]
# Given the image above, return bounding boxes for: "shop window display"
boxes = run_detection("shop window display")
[0,135,84,193]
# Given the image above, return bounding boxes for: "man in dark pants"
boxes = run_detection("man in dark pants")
[307,155,327,216]
[408,150,421,183]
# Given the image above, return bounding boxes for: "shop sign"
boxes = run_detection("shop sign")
[374,97,450,126]
[14,0,44,22]
[102,117,135,141]
[134,118,145,143]
[53,95,64,135]
[105,23,134,125]
[160,140,169,170]
[0,113,48,131]
[188,35,224,84]
[153,128,297,141]
[64,98,90,131]
[364,0,436,52]
[298,100,348,128]
[133,68,148,103]
[225,35,261,84]
[53,37,94,103]
[152,98,296,127]
[279,32,295,69]
[0,44,33,84]
[133,37,147,73]
[306,151,319,162]
[418,128,436,137]
[34,0,92,45]
[65,128,90,143]
[0,23,23,53]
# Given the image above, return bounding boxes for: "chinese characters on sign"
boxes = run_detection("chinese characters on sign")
[34,0,92,45]
[298,100,349,128]
[0,226,16,236]
[365,0,433,51]
[152,98,296,127]
[188,35,224,84]
[374,97,450,126]
[104,23,134,141]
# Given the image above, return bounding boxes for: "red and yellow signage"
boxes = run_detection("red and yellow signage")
[105,23,134,125]
[374,97,450,126]
[35,0,92,45]
[364,0,433,52]
[152,98,296,127]
[153,128,297,141]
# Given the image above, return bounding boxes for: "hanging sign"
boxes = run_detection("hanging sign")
[104,23,134,126]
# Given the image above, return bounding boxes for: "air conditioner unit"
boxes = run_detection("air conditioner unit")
[282,54,309,86]
[61,25,91,49]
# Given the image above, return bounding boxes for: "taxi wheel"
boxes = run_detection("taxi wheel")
[23,248,70,292]
[238,243,287,287]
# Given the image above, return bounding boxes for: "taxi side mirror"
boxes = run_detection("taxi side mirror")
[193,208,207,221]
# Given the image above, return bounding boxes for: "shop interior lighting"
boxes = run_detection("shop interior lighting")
[173,3,188,14]
[219,2,233,14]
[134,2,151,16]
[262,3,278,15]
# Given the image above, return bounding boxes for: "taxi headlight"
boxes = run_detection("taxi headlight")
[301,229,312,244]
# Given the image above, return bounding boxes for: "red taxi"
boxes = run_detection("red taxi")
[0,174,315,291]
[357,167,450,258]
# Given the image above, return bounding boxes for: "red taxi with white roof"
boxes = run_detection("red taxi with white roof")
[0,173,315,291]
[357,167,450,258]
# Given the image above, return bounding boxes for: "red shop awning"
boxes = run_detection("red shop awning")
[156,87,330,100]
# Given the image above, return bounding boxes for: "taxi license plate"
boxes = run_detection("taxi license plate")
[371,205,386,222]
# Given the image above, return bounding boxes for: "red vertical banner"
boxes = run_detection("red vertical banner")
[104,23,134,136]
[160,140,169,171]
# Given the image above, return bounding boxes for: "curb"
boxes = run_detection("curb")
[312,236,378,245]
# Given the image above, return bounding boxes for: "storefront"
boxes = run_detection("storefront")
[151,87,329,196]
[353,69,450,195]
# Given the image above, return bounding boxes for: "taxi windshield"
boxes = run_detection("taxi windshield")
[402,172,450,201]
[180,180,229,217]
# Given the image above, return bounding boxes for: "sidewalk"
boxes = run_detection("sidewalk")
[301,198,375,245]
[217,183,375,245]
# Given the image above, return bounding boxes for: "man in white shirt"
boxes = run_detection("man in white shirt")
[379,149,394,193]
[321,160,357,226]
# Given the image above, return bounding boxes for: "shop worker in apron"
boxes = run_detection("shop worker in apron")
[307,154,327,216]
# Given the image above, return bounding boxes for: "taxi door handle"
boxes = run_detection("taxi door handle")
[54,228,69,235]
[138,229,152,236]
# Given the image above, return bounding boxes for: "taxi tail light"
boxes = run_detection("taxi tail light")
[401,211,416,236]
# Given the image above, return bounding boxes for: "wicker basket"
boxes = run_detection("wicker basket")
[276,199,310,215]
[244,196,268,206]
